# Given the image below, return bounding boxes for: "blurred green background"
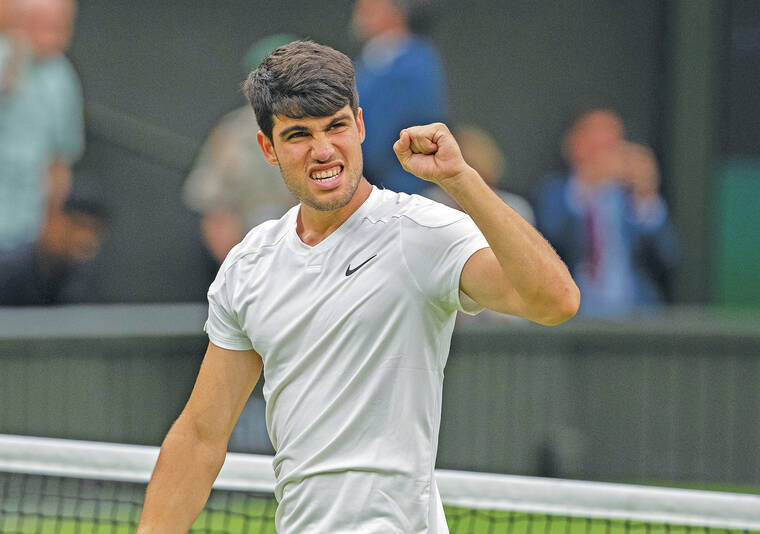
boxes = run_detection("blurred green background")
[2,0,759,492]
[65,0,760,309]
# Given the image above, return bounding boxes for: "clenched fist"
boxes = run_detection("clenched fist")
[392,123,473,187]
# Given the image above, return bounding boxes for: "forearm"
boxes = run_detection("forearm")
[392,123,579,323]
[441,168,579,323]
[47,158,72,208]
[137,416,228,534]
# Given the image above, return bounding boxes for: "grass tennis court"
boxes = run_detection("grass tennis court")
[3,504,758,534]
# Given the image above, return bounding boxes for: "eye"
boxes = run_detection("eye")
[329,122,347,130]
[287,132,308,140]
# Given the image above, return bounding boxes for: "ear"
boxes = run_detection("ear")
[356,107,366,143]
[257,130,279,166]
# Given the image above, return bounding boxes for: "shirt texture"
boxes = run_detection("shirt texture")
[205,187,488,533]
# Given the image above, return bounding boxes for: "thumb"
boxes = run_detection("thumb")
[393,130,413,165]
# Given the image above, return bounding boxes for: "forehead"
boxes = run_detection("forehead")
[23,0,75,23]
[271,105,355,133]
[575,111,623,135]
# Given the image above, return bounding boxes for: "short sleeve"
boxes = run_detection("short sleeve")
[204,268,254,351]
[400,202,489,315]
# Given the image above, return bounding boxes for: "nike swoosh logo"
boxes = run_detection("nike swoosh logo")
[345,254,377,276]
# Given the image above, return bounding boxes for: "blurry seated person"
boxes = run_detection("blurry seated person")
[534,108,679,318]
[353,0,447,195]
[423,125,535,225]
[0,0,84,251]
[183,34,297,271]
[0,189,106,306]
[0,1,10,30]
[183,36,298,454]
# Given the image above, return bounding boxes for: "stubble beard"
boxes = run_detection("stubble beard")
[279,161,363,212]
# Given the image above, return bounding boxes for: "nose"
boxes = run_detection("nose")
[310,133,335,162]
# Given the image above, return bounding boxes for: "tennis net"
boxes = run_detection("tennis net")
[1,434,759,534]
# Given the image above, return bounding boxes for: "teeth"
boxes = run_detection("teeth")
[311,167,341,181]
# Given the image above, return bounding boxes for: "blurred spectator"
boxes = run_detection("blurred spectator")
[183,34,297,270]
[183,35,294,454]
[0,1,10,31]
[0,0,84,251]
[183,34,298,454]
[423,125,535,225]
[533,108,680,318]
[352,0,447,195]
[0,179,107,306]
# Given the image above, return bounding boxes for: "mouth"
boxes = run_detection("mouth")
[309,164,344,190]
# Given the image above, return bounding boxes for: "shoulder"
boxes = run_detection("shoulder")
[533,172,571,206]
[397,37,444,74]
[368,188,467,229]
[218,106,258,130]
[531,173,572,225]
[39,54,79,83]
[204,106,261,150]
[32,54,81,101]
[403,36,442,61]
[536,172,569,193]
[218,207,295,274]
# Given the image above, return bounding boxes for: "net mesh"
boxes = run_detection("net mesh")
[1,472,276,533]
[1,434,759,534]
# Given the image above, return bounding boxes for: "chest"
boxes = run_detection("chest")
[233,225,417,361]
[1,75,60,154]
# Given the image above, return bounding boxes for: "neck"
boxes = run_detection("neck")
[379,25,410,41]
[573,167,605,190]
[296,178,372,246]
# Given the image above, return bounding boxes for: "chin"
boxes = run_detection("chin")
[304,190,354,212]
[310,175,362,211]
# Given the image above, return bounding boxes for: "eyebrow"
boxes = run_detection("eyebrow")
[279,125,309,139]
[278,113,353,139]
[327,113,352,127]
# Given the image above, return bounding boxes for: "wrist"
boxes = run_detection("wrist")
[436,165,482,196]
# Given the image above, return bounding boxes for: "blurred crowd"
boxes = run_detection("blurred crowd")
[1,0,679,318]
[534,108,680,318]
[0,0,106,305]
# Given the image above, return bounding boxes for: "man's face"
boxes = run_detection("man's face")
[352,0,401,42]
[19,0,76,59]
[258,105,365,212]
[567,110,626,182]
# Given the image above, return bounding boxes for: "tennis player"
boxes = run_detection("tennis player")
[137,40,579,534]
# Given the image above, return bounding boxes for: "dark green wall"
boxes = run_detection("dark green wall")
[714,162,760,308]
[3,305,759,484]
[67,1,665,302]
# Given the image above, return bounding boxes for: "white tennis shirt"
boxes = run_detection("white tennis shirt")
[205,186,489,533]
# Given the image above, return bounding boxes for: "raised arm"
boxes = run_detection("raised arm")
[393,123,580,325]
[137,342,263,533]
